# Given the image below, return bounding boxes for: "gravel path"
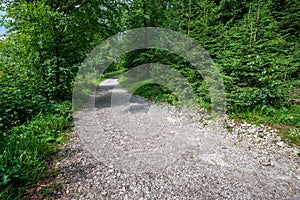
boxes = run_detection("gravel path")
[31,76,300,199]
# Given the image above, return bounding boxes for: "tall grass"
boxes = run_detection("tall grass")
[0,102,72,199]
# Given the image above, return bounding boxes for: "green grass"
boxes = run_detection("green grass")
[0,70,126,199]
[99,69,126,82]
[119,74,300,147]
[119,76,178,104]
[118,75,211,109]
[0,101,72,199]
[279,128,300,147]
[230,104,300,127]
[74,69,126,110]
[230,104,300,147]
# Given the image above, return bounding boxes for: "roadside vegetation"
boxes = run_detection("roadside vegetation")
[0,0,299,198]
[117,0,300,146]
[120,77,300,147]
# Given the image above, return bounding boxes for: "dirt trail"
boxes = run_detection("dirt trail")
[31,76,300,199]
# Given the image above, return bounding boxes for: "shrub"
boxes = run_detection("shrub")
[0,102,72,199]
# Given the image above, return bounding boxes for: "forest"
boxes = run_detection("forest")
[0,0,299,198]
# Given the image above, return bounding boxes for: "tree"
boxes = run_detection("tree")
[0,0,122,131]
[1,0,118,101]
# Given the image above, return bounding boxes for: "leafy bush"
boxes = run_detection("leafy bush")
[0,58,47,134]
[280,128,300,147]
[0,102,72,199]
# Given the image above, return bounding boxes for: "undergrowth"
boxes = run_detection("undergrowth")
[118,76,211,109]
[230,104,300,147]
[119,74,300,147]
[0,101,72,199]
[0,70,124,199]
[119,76,177,104]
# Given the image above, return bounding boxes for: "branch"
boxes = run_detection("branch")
[64,0,91,14]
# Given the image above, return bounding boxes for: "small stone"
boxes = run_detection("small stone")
[249,128,257,134]
[259,157,272,166]
[261,161,271,166]
[276,141,285,147]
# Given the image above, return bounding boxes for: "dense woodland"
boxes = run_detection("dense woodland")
[0,0,299,198]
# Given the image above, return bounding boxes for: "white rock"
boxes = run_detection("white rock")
[276,141,285,147]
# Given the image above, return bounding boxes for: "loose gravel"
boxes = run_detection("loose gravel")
[28,76,300,199]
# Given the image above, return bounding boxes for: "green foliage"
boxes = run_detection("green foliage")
[102,69,127,79]
[279,128,300,147]
[119,0,299,140]
[118,0,297,110]
[230,104,300,128]
[217,1,298,109]
[134,84,178,104]
[0,37,73,133]
[0,102,72,199]
[1,0,119,102]
[0,39,46,133]
[0,0,299,197]
[119,76,178,104]
[125,0,168,28]
[229,104,300,146]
